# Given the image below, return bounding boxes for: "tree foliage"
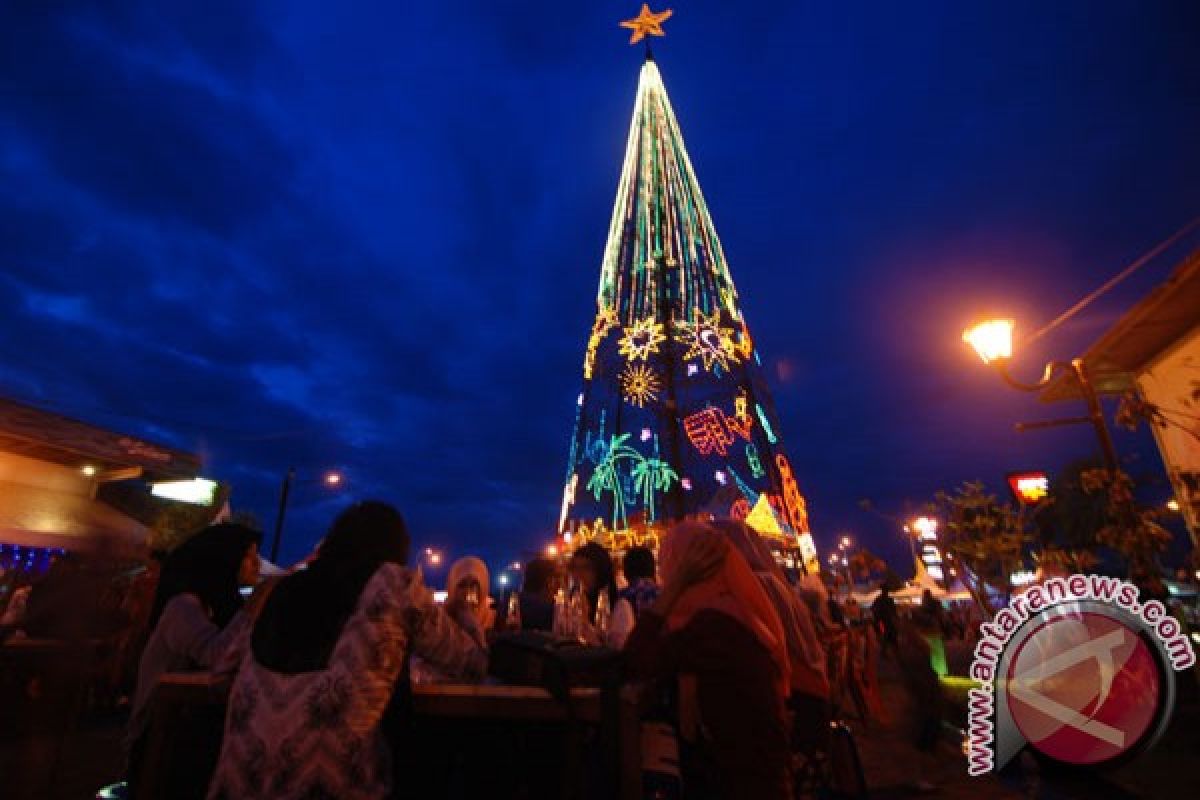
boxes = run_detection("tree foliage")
[1079,468,1172,577]
[929,481,1029,616]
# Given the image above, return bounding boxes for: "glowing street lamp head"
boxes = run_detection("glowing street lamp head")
[323,471,343,487]
[962,318,1014,364]
[912,516,938,540]
[1166,498,1181,513]
[839,535,853,549]
[80,465,98,477]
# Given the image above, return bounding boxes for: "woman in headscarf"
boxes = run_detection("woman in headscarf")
[712,519,830,751]
[623,521,792,799]
[568,542,634,647]
[446,556,494,636]
[568,542,618,623]
[206,502,486,800]
[127,523,261,795]
[410,556,495,684]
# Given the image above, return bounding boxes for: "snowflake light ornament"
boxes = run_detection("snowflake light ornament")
[620,363,662,407]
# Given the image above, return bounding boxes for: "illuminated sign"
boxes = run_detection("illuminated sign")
[1010,570,1037,587]
[151,478,218,506]
[1007,471,1050,506]
[797,532,820,575]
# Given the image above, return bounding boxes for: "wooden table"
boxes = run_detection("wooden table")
[143,674,643,799]
[412,682,604,721]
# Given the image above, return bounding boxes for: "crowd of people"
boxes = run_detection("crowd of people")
[1,501,957,799]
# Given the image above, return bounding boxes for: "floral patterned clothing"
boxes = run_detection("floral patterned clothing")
[207,563,486,800]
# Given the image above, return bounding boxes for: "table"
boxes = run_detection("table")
[141,673,643,799]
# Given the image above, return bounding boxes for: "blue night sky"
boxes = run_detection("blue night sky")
[2,2,1199,575]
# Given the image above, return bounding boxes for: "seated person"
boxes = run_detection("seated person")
[624,522,793,799]
[411,556,491,683]
[126,523,261,794]
[569,543,634,648]
[206,502,486,800]
[618,545,660,620]
[510,557,557,632]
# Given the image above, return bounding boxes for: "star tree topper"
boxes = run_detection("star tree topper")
[620,4,673,45]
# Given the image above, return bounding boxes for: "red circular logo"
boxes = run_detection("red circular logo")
[1006,612,1161,765]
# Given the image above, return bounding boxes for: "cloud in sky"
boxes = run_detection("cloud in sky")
[2,1,1198,568]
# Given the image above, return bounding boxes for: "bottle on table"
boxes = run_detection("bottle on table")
[505,591,522,631]
[552,588,567,637]
[567,588,584,640]
[594,591,611,640]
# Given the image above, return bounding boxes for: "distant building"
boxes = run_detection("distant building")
[0,396,203,570]
[1042,249,1200,545]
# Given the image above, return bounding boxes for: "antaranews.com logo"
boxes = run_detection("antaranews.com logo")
[966,574,1196,775]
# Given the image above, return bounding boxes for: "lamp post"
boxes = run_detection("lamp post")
[962,319,1119,473]
[270,468,344,563]
[902,522,918,566]
[836,535,855,596]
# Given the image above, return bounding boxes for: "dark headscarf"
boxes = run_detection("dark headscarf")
[571,542,617,623]
[149,523,261,630]
[252,501,409,673]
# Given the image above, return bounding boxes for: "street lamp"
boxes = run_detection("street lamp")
[962,319,1118,472]
[270,467,344,563]
[912,516,938,539]
[902,522,917,565]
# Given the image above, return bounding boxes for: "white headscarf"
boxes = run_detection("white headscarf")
[447,556,494,630]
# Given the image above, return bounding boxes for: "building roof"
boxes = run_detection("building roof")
[1041,248,1200,402]
[0,480,149,551]
[0,396,200,481]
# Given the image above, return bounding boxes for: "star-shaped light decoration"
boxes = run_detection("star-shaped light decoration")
[620,4,673,45]
[620,363,663,407]
[675,308,740,372]
[618,317,668,362]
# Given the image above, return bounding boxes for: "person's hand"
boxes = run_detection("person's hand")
[444,591,466,622]
[244,577,280,620]
[672,534,726,590]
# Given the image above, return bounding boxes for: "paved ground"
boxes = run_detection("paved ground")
[854,655,1200,799]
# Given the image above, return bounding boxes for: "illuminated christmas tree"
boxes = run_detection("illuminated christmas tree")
[559,49,818,572]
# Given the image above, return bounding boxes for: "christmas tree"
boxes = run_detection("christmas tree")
[558,52,819,573]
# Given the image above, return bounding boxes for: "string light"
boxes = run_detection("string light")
[620,363,662,407]
[682,406,752,456]
[618,318,668,362]
[557,57,814,565]
[674,308,740,372]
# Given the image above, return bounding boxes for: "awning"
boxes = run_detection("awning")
[0,480,148,553]
[0,396,200,481]
[1041,248,1200,402]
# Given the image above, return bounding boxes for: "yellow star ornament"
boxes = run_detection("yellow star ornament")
[620,4,673,45]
